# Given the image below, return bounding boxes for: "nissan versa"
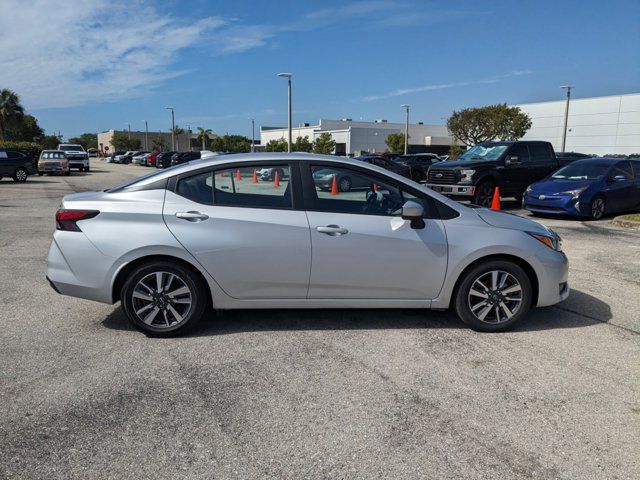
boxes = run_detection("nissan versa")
[46,153,569,336]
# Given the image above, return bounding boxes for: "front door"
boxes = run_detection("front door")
[163,163,311,299]
[500,143,531,194]
[303,164,448,299]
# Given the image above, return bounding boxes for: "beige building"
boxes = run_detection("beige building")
[97,129,197,154]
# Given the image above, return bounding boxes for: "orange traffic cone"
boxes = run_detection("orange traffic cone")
[252,169,258,183]
[331,174,339,195]
[274,170,280,188]
[490,186,501,211]
[235,169,242,181]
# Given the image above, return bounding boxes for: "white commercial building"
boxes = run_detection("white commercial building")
[260,119,459,156]
[516,92,640,156]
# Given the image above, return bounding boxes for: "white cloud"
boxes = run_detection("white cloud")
[363,70,534,101]
[0,0,224,109]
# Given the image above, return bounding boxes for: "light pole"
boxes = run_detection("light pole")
[401,104,410,155]
[127,123,131,140]
[560,85,573,152]
[166,107,175,150]
[250,118,255,152]
[143,120,149,150]
[277,73,292,153]
[186,124,191,151]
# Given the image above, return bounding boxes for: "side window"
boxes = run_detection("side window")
[176,171,214,205]
[509,144,530,162]
[309,166,402,216]
[632,161,640,181]
[213,165,292,209]
[400,189,439,219]
[613,161,633,179]
[530,143,551,162]
[7,151,23,159]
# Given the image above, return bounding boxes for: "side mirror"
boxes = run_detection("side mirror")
[505,155,520,166]
[401,201,425,229]
[613,174,626,181]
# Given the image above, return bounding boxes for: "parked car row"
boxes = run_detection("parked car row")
[0,147,94,182]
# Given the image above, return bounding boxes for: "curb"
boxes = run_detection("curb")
[611,216,640,230]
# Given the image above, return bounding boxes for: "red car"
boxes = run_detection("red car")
[146,151,160,167]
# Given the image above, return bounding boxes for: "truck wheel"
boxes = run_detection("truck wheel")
[454,260,533,332]
[412,168,427,183]
[513,194,523,205]
[473,181,494,207]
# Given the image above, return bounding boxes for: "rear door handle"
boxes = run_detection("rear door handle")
[175,211,209,222]
[316,225,348,236]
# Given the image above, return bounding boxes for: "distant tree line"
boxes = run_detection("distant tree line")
[265,133,336,154]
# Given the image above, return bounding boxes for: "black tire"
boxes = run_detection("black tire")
[412,168,427,183]
[121,260,207,337]
[454,260,533,332]
[338,176,352,192]
[589,195,606,220]
[85,166,90,172]
[12,168,28,182]
[64,170,71,176]
[513,194,523,205]
[38,172,43,176]
[473,181,495,207]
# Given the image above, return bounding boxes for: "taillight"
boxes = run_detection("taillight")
[55,209,99,232]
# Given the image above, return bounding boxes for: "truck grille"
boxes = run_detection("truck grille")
[427,168,459,184]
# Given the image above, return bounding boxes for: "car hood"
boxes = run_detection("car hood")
[429,159,496,169]
[473,208,549,235]
[528,178,593,193]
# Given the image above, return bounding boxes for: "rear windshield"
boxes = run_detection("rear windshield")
[60,145,83,151]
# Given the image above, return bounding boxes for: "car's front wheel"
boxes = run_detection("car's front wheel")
[338,176,352,192]
[121,260,208,337]
[454,260,532,332]
[473,181,494,207]
[589,196,606,220]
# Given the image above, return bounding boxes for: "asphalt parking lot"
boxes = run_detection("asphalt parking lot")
[1,161,639,479]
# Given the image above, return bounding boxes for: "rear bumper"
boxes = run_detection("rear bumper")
[426,183,475,196]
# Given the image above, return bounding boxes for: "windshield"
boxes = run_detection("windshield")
[60,145,83,151]
[459,145,509,161]
[551,163,610,180]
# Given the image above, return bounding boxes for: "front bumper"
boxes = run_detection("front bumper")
[533,249,570,307]
[426,183,475,196]
[524,193,586,217]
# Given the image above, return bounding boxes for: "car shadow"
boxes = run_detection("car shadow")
[101,288,611,337]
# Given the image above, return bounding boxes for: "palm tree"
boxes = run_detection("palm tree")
[0,89,25,141]
[197,127,213,149]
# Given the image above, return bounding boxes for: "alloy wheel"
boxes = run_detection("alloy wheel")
[467,270,523,324]
[339,177,352,192]
[131,271,192,328]
[15,169,27,182]
[476,184,493,207]
[591,198,605,219]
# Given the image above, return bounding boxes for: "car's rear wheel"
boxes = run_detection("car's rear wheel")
[121,261,207,337]
[338,176,352,192]
[454,260,532,332]
[13,168,28,182]
[589,196,606,220]
[473,181,494,207]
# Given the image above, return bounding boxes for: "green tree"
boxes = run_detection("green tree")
[5,114,44,142]
[0,89,25,141]
[111,131,141,151]
[39,135,61,150]
[265,138,288,152]
[196,127,213,150]
[312,132,336,154]
[292,135,312,152]
[152,136,170,152]
[385,133,405,153]
[446,104,532,146]
[448,144,466,159]
[210,134,251,153]
[68,133,98,150]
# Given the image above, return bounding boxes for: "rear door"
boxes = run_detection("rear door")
[302,162,448,300]
[529,142,557,179]
[163,161,312,298]
[606,161,637,212]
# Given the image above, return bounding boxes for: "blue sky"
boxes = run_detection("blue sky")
[1,0,638,139]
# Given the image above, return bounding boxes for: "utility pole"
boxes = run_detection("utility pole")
[560,85,573,152]
[127,123,131,140]
[144,121,149,150]
[277,73,292,153]
[401,104,410,155]
[186,124,191,151]
[166,107,175,150]
[250,118,255,152]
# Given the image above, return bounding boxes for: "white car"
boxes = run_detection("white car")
[46,153,569,337]
[114,151,135,164]
[57,144,90,172]
[131,152,151,165]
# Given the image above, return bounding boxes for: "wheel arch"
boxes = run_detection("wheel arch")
[449,254,539,309]
[111,254,213,308]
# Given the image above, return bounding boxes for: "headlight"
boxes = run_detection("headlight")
[527,230,562,251]
[460,169,475,183]
[526,185,533,193]
[559,187,587,199]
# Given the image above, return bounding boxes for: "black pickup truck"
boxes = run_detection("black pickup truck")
[426,141,571,206]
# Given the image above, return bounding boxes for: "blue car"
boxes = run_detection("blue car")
[524,158,640,219]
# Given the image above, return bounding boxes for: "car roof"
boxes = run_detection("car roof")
[41,150,65,153]
[567,157,625,165]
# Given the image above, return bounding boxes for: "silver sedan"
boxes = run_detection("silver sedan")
[46,153,569,336]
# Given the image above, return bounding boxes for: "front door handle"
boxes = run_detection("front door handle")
[175,211,209,222]
[316,225,348,236]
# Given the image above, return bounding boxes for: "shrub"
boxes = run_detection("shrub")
[0,140,42,157]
